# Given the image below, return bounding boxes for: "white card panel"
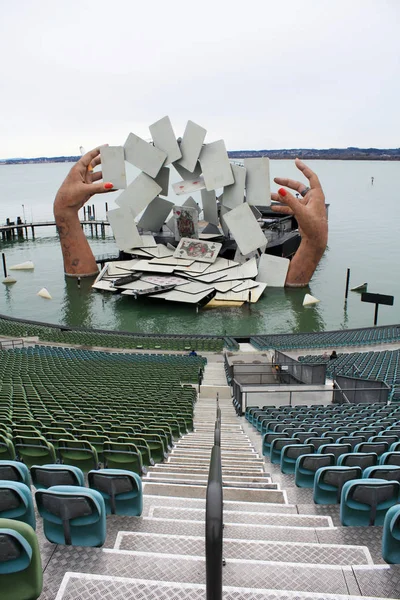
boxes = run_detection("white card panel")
[256,253,290,287]
[139,235,157,248]
[107,207,142,251]
[100,146,127,189]
[124,132,167,178]
[128,249,154,258]
[199,140,234,191]
[175,261,210,274]
[154,166,170,196]
[194,271,229,283]
[174,281,214,295]
[231,279,259,292]
[222,164,246,209]
[174,161,202,180]
[151,289,212,304]
[137,197,174,232]
[165,196,200,233]
[177,120,207,172]
[172,177,206,195]
[214,290,249,302]
[213,280,240,293]
[117,280,157,291]
[149,116,181,165]
[133,260,175,274]
[143,244,174,258]
[219,257,258,281]
[201,257,238,275]
[151,257,194,266]
[116,173,162,216]
[220,205,231,238]
[201,189,219,225]
[223,203,267,255]
[106,260,141,275]
[141,275,188,286]
[244,157,271,206]
[92,280,118,292]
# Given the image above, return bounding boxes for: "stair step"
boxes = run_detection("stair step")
[153,465,267,476]
[142,495,297,514]
[143,482,286,502]
[148,507,332,528]
[55,572,396,600]
[116,532,372,565]
[146,472,273,485]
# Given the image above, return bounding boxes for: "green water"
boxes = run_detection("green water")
[0,160,399,335]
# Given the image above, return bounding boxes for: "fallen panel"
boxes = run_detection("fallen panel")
[9,261,34,270]
[149,116,181,164]
[172,177,206,195]
[303,293,320,306]
[248,282,267,302]
[232,279,259,292]
[154,166,170,196]
[257,253,290,287]
[116,172,162,216]
[141,275,188,286]
[107,207,142,251]
[213,280,242,293]
[92,280,118,292]
[175,261,210,275]
[220,205,231,237]
[137,197,174,232]
[138,235,157,247]
[174,238,222,263]
[201,189,219,225]
[193,271,229,283]
[174,161,202,180]
[117,280,158,291]
[152,288,213,304]
[177,120,207,172]
[128,249,154,258]
[215,290,249,302]
[124,132,166,178]
[100,146,126,189]
[151,257,194,266]
[244,157,271,206]
[106,260,141,276]
[199,140,234,191]
[223,203,267,255]
[200,257,238,275]
[174,281,214,294]
[221,257,259,281]
[132,260,175,274]
[143,244,174,258]
[223,163,246,209]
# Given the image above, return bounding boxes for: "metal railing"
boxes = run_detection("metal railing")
[205,396,223,600]
[0,338,25,349]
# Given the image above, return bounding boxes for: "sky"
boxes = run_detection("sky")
[0,0,399,158]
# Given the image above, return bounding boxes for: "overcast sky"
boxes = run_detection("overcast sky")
[1,0,399,158]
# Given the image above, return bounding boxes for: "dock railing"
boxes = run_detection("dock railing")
[205,396,223,600]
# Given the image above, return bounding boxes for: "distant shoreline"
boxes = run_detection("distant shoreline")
[1,147,399,165]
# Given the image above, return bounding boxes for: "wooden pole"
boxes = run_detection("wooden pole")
[2,253,7,277]
[344,268,350,300]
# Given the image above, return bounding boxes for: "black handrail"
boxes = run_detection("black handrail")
[205,399,223,600]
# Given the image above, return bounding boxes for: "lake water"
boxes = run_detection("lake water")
[0,160,399,336]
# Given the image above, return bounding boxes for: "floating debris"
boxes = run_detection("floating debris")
[303,293,320,306]
[2,276,17,284]
[37,288,52,299]
[9,261,34,270]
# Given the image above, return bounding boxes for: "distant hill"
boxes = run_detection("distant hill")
[0,147,399,165]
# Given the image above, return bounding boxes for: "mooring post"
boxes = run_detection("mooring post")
[83,207,86,220]
[344,268,350,300]
[374,304,379,326]
[105,202,108,216]
[92,204,96,219]
[2,253,7,277]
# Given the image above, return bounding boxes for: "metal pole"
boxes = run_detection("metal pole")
[92,204,96,219]
[374,304,379,326]
[2,253,7,277]
[344,268,350,300]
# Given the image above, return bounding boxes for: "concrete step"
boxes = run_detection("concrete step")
[141,494,297,515]
[55,572,395,600]
[170,449,259,458]
[152,466,268,477]
[148,506,332,528]
[45,546,380,595]
[144,474,278,488]
[199,385,232,399]
[142,481,286,503]
[116,531,372,566]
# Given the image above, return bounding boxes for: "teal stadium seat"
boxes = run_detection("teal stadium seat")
[30,465,85,489]
[88,469,143,516]
[0,461,30,486]
[0,482,36,529]
[382,505,400,564]
[295,454,335,488]
[340,479,400,526]
[0,518,42,600]
[379,452,400,466]
[362,465,400,482]
[338,452,378,469]
[313,466,362,504]
[280,444,314,474]
[36,485,106,547]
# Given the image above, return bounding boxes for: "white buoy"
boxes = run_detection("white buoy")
[303,293,320,306]
[9,261,34,271]
[37,288,52,299]
[2,276,17,284]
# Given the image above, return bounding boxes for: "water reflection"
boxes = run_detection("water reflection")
[61,276,96,328]
[284,287,326,333]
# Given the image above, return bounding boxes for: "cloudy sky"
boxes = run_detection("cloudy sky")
[1,0,399,158]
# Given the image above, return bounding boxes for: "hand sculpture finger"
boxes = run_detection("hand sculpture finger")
[274,177,306,193]
[276,187,304,214]
[90,171,103,183]
[295,158,322,189]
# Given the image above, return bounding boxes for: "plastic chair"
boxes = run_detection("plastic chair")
[36,485,106,547]
[338,452,378,470]
[340,479,400,526]
[14,436,56,469]
[262,433,288,456]
[103,442,144,475]
[295,453,335,488]
[305,437,333,451]
[30,464,85,489]
[317,443,352,461]
[88,469,143,516]
[0,481,36,529]
[354,441,389,457]
[313,466,362,504]
[0,435,16,461]
[382,504,400,564]
[363,465,400,483]
[57,439,98,472]
[280,444,314,474]
[270,438,300,465]
[0,518,42,600]
[379,452,400,467]
[0,461,30,486]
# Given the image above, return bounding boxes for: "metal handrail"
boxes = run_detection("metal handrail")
[205,398,223,600]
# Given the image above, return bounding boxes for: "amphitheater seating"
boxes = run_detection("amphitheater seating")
[280,443,315,474]
[382,505,400,564]
[0,482,36,529]
[0,518,42,600]
[380,451,400,466]
[362,465,400,482]
[0,461,30,486]
[88,469,143,516]
[340,479,400,526]
[295,454,335,487]
[36,485,106,547]
[30,465,85,489]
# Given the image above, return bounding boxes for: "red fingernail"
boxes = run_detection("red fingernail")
[104,183,114,189]
[278,187,287,197]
